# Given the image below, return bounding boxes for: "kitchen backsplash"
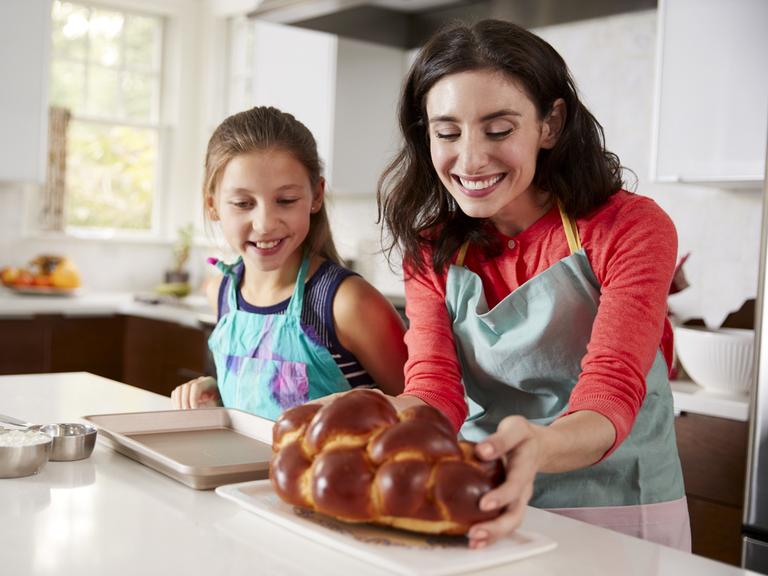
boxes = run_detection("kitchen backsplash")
[0,9,762,323]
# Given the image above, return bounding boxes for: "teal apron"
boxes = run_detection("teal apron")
[208,255,351,420]
[446,205,690,548]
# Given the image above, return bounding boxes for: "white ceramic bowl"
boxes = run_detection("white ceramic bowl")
[674,326,755,394]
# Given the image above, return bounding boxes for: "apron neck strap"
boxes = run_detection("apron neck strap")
[285,253,311,317]
[455,241,470,267]
[211,257,242,312]
[557,201,582,254]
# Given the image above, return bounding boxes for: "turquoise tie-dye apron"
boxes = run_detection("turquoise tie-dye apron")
[208,255,350,420]
[446,205,690,549]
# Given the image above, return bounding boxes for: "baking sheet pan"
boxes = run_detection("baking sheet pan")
[83,408,273,489]
[216,480,557,576]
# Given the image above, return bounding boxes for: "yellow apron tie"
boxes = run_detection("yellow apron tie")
[558,202,582,254]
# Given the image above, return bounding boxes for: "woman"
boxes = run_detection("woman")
[377,19,689,551]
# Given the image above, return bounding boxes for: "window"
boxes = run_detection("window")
[49,0,163,232]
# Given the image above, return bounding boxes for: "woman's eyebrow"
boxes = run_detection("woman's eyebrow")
[428,109,522,124]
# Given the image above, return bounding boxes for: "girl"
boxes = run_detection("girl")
[377,20,690,551]
[172,106,407,419]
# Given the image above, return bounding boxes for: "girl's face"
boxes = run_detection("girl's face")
[425,69,563,235]
[211,148,322,273]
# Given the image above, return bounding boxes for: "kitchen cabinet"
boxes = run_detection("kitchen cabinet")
[0,314,122,378]
[123,315,209,397]
[0,317,50,374]
[0,0,51,183]
[0,313,210,395]
[675,411,749,565]
[230,20,404,196]
[49,315,124,381]
[651,0,768,186]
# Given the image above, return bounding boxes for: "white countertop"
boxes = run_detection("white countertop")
[0,372,758,576]
[0,287,217,327]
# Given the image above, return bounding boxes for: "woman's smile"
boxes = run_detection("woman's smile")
[453,173,507,198]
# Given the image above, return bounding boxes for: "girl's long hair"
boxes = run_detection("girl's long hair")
[204,106,342,264]
[378,19,623,275]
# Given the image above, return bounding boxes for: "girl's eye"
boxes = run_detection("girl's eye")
[277,198,299,205]
[487,128,514,139]
[435,132,460,141]
[229,200,253,209]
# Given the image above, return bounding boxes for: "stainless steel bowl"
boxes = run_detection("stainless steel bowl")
[40,423,97,461]
[0,431,52,478]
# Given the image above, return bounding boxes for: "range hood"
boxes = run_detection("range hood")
[247,0,657,48]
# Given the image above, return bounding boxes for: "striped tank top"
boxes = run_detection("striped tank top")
[217,259,373,388]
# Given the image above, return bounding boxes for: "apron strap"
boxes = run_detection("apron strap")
[455,242,470,267]
[285,254,311,318]
[210,257,241,312]
[558,202,582,255]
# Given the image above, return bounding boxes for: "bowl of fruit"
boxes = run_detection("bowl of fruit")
[1,255,81,295]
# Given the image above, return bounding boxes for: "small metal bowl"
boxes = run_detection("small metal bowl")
[0,430,53,478]
[40,423,97,462]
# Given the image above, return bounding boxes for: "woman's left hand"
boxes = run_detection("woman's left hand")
[467,415,545,549]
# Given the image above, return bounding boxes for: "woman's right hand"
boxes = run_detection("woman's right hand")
[171,376,221,409]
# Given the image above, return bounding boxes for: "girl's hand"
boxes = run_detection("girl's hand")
[171,376,221,409]
[467,415,544,549]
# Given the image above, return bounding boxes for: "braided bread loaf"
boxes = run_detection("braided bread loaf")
[269,389,504,535]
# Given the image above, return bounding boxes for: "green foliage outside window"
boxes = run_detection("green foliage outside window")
[49,1,163,232]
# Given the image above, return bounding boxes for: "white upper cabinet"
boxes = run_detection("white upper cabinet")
[0,0,51,184]
[651,0,768,186]
[227,20,404,196]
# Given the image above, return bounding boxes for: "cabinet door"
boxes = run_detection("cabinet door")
[675,412,749,566]
[123,315,208,397]
[0,317,49,374]
[123,316,168,394]
[0,0,51,183]
[652,0,768,185]
[49,315,124,380]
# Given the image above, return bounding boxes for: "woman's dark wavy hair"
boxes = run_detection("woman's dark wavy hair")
[377,19,624,275]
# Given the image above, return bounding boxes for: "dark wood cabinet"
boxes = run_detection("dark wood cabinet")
[0,313,211,397]
[122,315,209,397]
[675,412,749,566]
[49,315,124,380]
[0,316,49,374]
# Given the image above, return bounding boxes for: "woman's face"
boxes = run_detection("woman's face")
[425,69,562,235]
[211,148,322,273]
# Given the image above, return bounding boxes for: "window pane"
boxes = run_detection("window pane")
[89,10,123,68]
[124,15,161,71]
[66,121,157,230]
[122,72,155,122]
[50,61,86,112]
[86,66,120,118]
[51,1,89,61]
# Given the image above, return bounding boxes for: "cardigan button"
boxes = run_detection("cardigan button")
[507,239,516,250]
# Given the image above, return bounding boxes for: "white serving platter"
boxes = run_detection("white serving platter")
[216,479,556,576]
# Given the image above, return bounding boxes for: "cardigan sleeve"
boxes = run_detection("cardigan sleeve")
[563,197,678,459]
[399,259,468,432]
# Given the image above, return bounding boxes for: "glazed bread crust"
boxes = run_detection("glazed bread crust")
[270,389,504,535]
